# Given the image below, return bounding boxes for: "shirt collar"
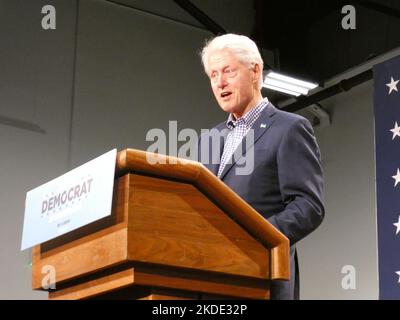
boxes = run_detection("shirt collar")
[226,97,269,130]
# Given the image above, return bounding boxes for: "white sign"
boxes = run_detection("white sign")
[21,149,117,250]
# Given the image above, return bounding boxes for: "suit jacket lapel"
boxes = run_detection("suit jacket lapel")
[209,132,226,175]
[219,103,277,180]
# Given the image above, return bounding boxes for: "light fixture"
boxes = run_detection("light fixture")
[262,84,301,97]
[262,71,318,96]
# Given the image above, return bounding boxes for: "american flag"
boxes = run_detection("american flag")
[374,55,400,299]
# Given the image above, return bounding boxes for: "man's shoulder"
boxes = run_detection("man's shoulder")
[210,120,227,131]
[270,103,311,128]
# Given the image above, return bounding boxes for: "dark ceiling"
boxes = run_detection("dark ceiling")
[175,0,400,92]
[252,0,400,84]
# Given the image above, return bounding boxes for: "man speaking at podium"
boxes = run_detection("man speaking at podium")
[198,34,325,299]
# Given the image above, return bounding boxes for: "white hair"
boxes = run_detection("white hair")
[201,33,264,90]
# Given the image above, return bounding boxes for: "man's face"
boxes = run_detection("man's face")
[207,49,259,118]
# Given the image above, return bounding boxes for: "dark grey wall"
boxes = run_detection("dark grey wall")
[0,0,76,299]
[298,80,378,299]
[70,0,220,166]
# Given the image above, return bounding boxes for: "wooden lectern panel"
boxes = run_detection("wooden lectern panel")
[48,266,270,300]
[126,173,270,279]
[117,149,289,280]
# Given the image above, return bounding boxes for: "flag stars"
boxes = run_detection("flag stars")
[393,169,400,187]
[390,122,400,140]
[386,77,399,95]
[394,216,400,235]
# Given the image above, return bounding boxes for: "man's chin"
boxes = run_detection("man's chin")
[218,102,235,114]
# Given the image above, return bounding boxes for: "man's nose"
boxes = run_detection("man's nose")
[215,74,227,88]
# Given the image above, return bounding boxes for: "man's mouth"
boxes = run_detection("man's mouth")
[220,91,232,99]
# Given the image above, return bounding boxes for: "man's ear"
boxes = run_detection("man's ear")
[253,63,262,82]
[252,63,260,83]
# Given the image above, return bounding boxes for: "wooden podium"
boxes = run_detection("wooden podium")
[32,149,289,300]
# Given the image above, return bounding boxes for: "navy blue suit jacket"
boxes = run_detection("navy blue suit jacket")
[198,102,325,299]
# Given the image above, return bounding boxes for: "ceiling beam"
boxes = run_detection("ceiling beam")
[173,0,226,35]
[279,69,373,113]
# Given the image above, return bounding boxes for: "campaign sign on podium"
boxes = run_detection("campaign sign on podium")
[21,149,117,250]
